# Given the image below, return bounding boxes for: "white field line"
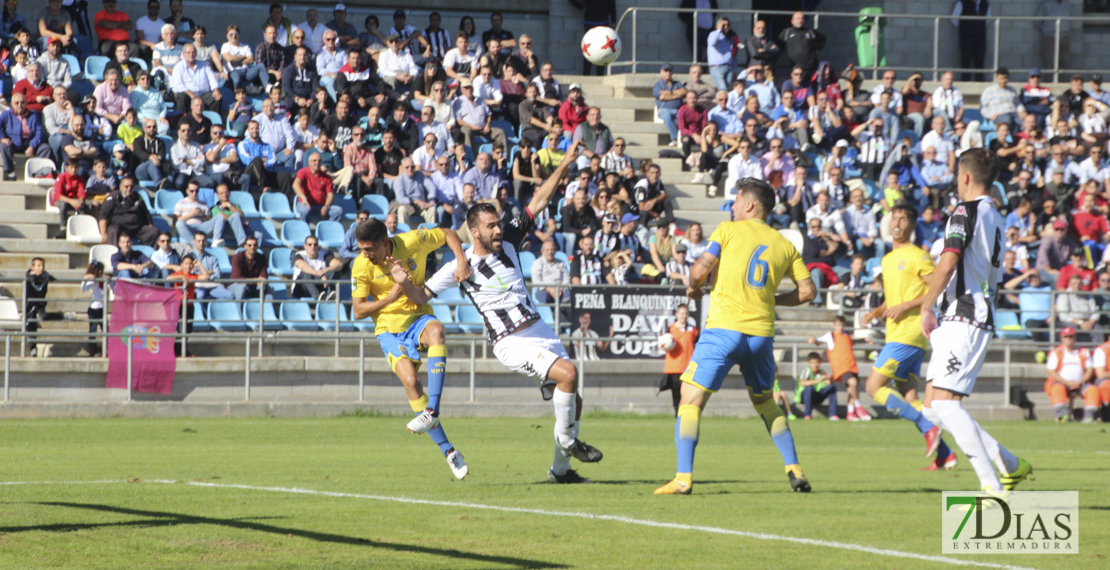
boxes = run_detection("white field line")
[0,479,1037,570]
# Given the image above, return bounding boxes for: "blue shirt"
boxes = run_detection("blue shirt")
[653,79,685,110]
[339,224,360,260]
[915,217,944,248]
[771,104,803,124]
[706,106,741,134]
[919,160,952,189]
[745,81,779,116]
[706,29,733,66]
[237,139,276,168]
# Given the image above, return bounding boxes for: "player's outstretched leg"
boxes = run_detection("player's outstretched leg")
[546,359,601,484]
[654,401,700,495]
[931,399,1001,492]
[396,357,467,479]
[407,321,448,434]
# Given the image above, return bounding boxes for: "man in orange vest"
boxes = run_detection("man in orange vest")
[810,314,871,421]
[1087,333,1110,422]
[1046,326,1102,422]
[660,303,699,415]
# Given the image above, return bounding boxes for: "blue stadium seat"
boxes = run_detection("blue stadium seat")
[396,223,411,233]
[896,130,918,146]
[520,251,536,279]
[202,111,223,128]
[153,189,184,216]
[537,305,556,327]
[132,245,155,258]
[61,54,80,78]
[280,220,311,248]
[260,193,295,220]
[432,303,460,334]
[315,220,345,249]
[360,194,389,216]
[206,247,232,275]
[554,251,569,265]
[431,287,464,305]
[862,179,881,202]
[248,218,281,247]
[995,311,1032,340]
[456,304,484,334]
[191,303,212,332]
[229,191,260,218]
[152,217,172,235]
[269,247,295,276]
[354,314,376,332]
[71,80,95,99]
[554,198,566,223]
[269,281,290,300]
[334,193,358,220]
[130,57,149,71]
[866,257,882,280]
[243,301,282,331]
[207,301,249,331]
[317,303,355,331]
[477,143,493,156]
[417,222,437,230]
[280,301,319,331]
[83,56,109,81]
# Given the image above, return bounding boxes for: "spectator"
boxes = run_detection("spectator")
[104,43,142,91]
[676,91,706,157]
[573,106,614,170]
[920,146,954,210]
[314,29,344,101]
[81,261,106,357]
[508,33,539,80]
[745,19,780,69]
[391,157,437,225]
[256,24,286,88]
[340,125,376,198]
[151,23,182,87]
[979,67,1023,131]
[951,0,989,81]
[1016,271,1053,341]
[561,188,600,256]
[0,93,50,181]
[1057,245,1095,291]
[379,33,418,92]
[291,235,342,300]
[93,69,131,127]
[110,232,157,277]
[327,3,359,49]
[261,3,293,47]
[170,43,221,112]
[568,234,607,284]
[852,117,890,180]
[282,46,318,115]
[51,160,88,237]
[220,25,265,92]
[666,243,693,286]
[533,240,570,304]
[294,152,343,222]
[283,26,313,74]
[14,62,52,113]
[150,231,182,278]
[706,17,737,91]
[94,0,137,57]
[724,138,762,198]
[771,89,809,148]
[801,216,840,304]
[1057,275,1104,344]
[166,253,207,355]
[134,0,164,54]
[188,232,234,302]
[36,38,71,88]
[634,163,675,229]
[1071,193,1110,259]
[797,351,839,420]
[452,78,506,150]
[132,118,168,184]
[59,114,98,175]
[299,8,327,54]
[210,183,250,248]
[1021,69,1054,129]
[228,236,269,300]
[388,9,422,57]
[374,129,404,183]
[44,85,76,157]
[653,64,686,146]
[532,62,562,109]
[931,71,965,128]
[170,122,216,189]
[558,83,588,137]
[781,66,811,113]
[37,0,75,52]
[759,138,795,182]
[173,180,221,244]
[778,11,824,80]
[808,90,846,150]
[129,72,169,135]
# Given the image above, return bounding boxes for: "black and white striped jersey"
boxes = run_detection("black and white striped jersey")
[938,195,1003,331]
[425,208,540,344]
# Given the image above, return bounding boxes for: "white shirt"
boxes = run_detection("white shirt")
[725,153,762,198]
[571,328,600,360]
[931,85,964,120]
[442,48,476,78]
[1047,346,1087,383]
[255,113,295,153]
[135,16,166,45]
[921,130,955,159]
[220,42,253,71]
[378,49,418,79]
[870,85,903,111]
[473,75,503,106]
[411,146,440,172]
[418,122,453,155]
[298,21,328,53]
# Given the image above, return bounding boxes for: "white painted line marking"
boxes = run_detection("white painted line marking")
[1,479,1037,569]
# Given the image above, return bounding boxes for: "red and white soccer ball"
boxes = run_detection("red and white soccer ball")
[657,333,676,352]
[581,26,622,66]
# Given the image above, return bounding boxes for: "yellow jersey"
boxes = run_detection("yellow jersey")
[352,228,446,336]
[705,219,810,337]
[879,244,935,349]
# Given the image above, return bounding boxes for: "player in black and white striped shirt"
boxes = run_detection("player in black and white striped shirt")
[390,141,604,484]
[919,148,1032,496]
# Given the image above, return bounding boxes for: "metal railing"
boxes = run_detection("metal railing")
[609,7,1110,82]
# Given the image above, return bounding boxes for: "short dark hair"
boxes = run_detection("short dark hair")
[958,148,999,189]
[833,315,846,325]
[157,232,172,241]
[31,256,45,265]
[354,217,388,243]
[466,202,500,228]
[851,253,866,263]
[193,231,207,241]
[891,204,919,226]
[736,177,776,217]
[807,351,822,361]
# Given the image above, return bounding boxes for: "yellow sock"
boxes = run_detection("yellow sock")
[910,399,924,412]
[409,394,429,413]
[873,386,893,406]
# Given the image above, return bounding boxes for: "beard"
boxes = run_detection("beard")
[479,232,503,252]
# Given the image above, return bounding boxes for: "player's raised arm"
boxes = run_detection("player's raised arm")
[388,256,436,306]
[527,140,584,216]
[441,228,471,283]
[352,284,404,320]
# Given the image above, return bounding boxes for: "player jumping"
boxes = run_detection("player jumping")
[862,204,957,471]
[919,149,1033,495]
[655,178,817,495]
[352,220,472,479]
[390,142,604,484]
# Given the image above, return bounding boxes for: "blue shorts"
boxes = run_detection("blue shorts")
[873,342,925,384]
[679,328,776,394]
[378,314,436,373]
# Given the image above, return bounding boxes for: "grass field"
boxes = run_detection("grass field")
[0,413,1105,569]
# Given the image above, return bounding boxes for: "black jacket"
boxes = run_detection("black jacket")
[778,25,826,71]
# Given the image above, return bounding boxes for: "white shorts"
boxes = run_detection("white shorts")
[926,320,992,396]
[493,319,570,385]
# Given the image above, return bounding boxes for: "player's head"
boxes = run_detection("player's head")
[889,204,918,245]
[355,218,391,264]
[467,203,504,252]
[732,178,775,222]
[833,314,846,332]
[807,351,822,371]
[956,148,998,200]
[674,303,689,324]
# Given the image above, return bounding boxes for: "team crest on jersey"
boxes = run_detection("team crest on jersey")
[898,260,906,271]
[407,259,417,271]
[416,229,428,242]
[952,205,966,217]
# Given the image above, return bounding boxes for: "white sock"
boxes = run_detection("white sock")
[551,444,571,476]
[552,388,577,450]
[933,400,1001,490]
[972,418,1020,474]
[922,405,943,429]
[848,402,855,413]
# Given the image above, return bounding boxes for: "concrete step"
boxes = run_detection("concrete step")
[584,96,655,110]
[0,195,26,210]
[0,223,49,240]
[604,121,669,134]
[0,252,71,269]
[1,281,91,299]
[618,132,668,148]
[0,182,49,196]
[0,210,58,226]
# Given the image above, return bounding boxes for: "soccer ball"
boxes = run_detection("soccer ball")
[581,26,622,66]
[868,351,879,361]
[658,333,676,352]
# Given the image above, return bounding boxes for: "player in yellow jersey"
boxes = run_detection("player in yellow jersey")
[862,204,957,471]
[655,178,817,495]
[351,220,471,478]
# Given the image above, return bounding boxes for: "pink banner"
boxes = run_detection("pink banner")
[106,280,181,394]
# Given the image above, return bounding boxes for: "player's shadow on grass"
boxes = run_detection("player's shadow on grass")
[23,502,565,569]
